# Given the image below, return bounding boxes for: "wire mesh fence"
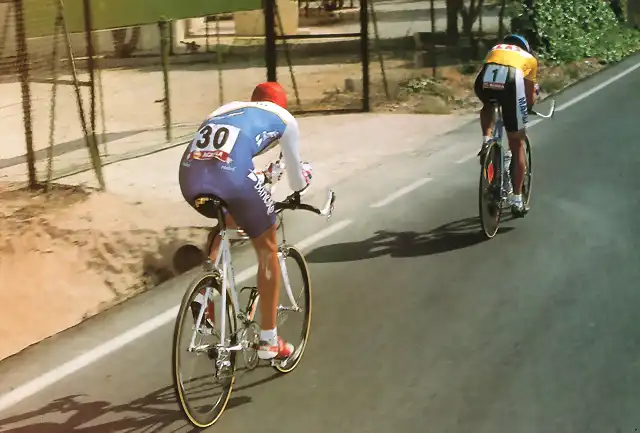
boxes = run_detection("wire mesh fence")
[0,0,104,189]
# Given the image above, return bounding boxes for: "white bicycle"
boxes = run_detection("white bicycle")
[171,154,336,429]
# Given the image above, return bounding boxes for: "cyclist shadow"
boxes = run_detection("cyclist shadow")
[0,370,280,433]
[306,216,514,263]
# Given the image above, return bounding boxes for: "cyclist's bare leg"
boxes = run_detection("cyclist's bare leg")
[250,224,279,331]
[480,103,495,139]
[207,215,279,330]
[506,130,526,195]
[252,224,293,359]
[208,214,238,261]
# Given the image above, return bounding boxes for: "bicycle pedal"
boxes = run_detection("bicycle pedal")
[269,358,283,368]
[510,206,529,218]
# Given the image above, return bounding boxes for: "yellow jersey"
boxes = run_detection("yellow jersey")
[484,44,538,82]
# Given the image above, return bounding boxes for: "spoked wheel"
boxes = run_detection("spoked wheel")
[172,272,237,429]
[478,140,504,239]
[522,135,533,210]
[272,246,312,374]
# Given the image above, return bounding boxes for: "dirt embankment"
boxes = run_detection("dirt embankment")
[0,182,207,361]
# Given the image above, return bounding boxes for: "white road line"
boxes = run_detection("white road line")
[295,219,353,251]
[0,219,352,413]
[528,118,543,128]
[556,61,640,112]
[455,60,640,164]
[455,152,478,164]
[0,307,179,413]
[369,177,432,208]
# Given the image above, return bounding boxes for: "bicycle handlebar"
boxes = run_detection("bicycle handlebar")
[275,189,336,219]
[529,98,556,119]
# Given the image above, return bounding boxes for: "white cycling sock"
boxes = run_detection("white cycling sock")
[260,328,278,345]
[483,135,492,144]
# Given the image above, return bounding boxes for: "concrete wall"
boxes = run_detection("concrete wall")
[0,4,190,62]
[234,0,299,36]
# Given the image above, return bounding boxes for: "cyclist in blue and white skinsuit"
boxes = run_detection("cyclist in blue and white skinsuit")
[179,82,312,361]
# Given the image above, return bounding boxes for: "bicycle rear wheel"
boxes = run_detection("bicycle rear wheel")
[478,140,503,239]
[272,246,312,374]
[172,272,237,428]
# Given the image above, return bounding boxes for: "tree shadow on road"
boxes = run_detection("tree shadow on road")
[305,216,514,263]
[0,367,281,433]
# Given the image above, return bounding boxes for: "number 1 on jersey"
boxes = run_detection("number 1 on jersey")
[482,65,509,90]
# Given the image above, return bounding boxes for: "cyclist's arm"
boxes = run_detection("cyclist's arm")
[524,78,536,107]
[279,117,307,192]
[524,58,539,107]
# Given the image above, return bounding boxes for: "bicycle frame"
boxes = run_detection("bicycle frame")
[188,200,301,358]
[488,104,508,196]
[492,104,505,146]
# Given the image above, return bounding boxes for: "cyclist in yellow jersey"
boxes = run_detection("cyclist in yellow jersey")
[474,34,539,217]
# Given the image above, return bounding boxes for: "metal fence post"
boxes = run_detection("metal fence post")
[360,0,370,112]
[159,20,172,141]
[13,0,37,188]
[264,0,277,82]
[82,0,105,190]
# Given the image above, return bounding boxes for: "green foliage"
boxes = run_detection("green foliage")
[532,0,640,63]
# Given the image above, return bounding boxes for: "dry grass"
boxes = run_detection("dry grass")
[306,56,605,115]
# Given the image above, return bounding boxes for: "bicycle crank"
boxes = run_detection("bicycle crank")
[238,322,260,370]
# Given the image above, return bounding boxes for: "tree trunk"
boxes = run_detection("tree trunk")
[498,0,506,38]
[446,0,461,44]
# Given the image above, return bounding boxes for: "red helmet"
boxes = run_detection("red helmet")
[251,81,288,110]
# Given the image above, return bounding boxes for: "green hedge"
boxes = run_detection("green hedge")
[532,0,640,63]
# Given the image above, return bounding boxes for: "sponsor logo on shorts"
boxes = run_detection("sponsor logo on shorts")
[518,95,529,126]
[247,171,275,215]
[484,82,505,90]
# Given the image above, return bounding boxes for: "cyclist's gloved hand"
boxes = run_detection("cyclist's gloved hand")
[301,161,313,185]
[253,170,268,185]
[265,161,284,184]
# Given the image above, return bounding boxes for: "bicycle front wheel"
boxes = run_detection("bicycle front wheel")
[273,246,312,374]
[172,272,237,428]
[478,140,503,239]
[522,135,533,209]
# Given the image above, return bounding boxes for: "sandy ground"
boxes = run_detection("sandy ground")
[0,182,209,361]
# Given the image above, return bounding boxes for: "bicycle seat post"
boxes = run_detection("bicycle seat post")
[216,204,226,233]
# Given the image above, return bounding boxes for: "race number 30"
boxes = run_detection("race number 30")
[190,123,241,161]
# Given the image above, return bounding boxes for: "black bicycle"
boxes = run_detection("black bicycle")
[478,98,556,238]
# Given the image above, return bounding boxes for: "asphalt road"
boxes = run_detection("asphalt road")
[0,56,639,433]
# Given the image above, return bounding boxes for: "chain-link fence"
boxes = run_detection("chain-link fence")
[0,0,104,189]
[1,1,269,190]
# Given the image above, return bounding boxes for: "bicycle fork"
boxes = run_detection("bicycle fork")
[278,248,301,313]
